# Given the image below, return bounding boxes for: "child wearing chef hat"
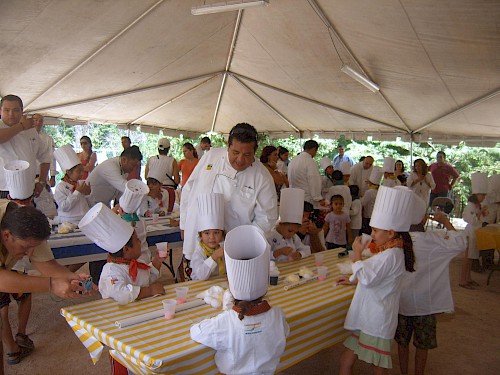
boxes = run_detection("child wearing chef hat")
[138,164,173,216]
[53,145,91,225]
[381,156,401,188]
[267,188,311,261]
[190,193,226,280]
[360,166,383,235]
[320,157,335,196]
[337,186,425,374]
[190,224,289,374]
[4,160,35,206]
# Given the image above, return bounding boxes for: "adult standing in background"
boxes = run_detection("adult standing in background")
[332,145,354,171]
[288,140,325,208]
[407,159,435,204]
[178,142,199,188]
[121,136,131,150]
[121,135,141,180]
[276,146,290,175]
[0,95,52,199]
[348,155,374,197]
[77,136,97,180]
[429,151,460,206]
[144,138,180,189]
[260,146,288,200]
[195,136,211,159]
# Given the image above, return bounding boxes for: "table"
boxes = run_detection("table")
[476,224,500,285]
[61,249,355,374]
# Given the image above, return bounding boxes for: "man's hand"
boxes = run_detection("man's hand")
[19,115,34,131]
[33,182,45,197]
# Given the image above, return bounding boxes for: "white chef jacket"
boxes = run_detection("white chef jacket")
[98,262,159,305]
[138,189,170,216]
[36,132,57,177]
[349,198,362,230]
[321,175,335,197]
[324,185,352,214]
[345,247,405,339]
[0,120,52,190]
[399,231,466,316]
[382,176,401,187]
[288,152,323,207]
[348,162,373,197]
[190,306,289,375]
[54,181,90,224]
[267,228,311,261]
[361,188,378,218]
[180,148,278,260]
[147,155,176,186]
[87,157,127,206]
[190,240,225,280]
[407,172,435,203]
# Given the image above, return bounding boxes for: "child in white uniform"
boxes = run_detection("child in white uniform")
[190,193,226,280]
[190,225,289,374]
[349,185,362,239]
[361,166,383,235]
[53,145,90,225]
[337,186,426,374]
[267,188,311,261]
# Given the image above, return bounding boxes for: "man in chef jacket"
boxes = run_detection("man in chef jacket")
[180,123,278,262]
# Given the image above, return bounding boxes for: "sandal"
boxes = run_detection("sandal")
[468,280,480,287]
[459,283,475,290]
[15,333,35,350]
[6,347,32,365]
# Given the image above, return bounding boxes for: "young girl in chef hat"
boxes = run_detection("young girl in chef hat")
[337,186,425,375]
[138,164,174,216]
[53,145,91,225]
[190,193,226,280]
[190,225,290,374]
[459,172,489,289]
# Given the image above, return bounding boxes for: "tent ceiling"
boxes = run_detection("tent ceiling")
[1,0,499,146]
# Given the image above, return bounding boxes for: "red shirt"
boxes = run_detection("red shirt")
[429,162,459,194]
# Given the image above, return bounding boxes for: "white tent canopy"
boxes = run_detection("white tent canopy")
[1,0,499,146]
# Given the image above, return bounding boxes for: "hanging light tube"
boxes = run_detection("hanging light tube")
[192,0,269,16]
[341,64,380,92]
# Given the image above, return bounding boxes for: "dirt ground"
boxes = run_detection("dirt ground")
[5,250,500,375]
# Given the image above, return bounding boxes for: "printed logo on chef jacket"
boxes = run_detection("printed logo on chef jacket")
[206,164,213,170]
[244,322,262,335]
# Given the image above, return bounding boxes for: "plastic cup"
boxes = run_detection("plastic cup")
[77,180,86,187]
[152,213,159,222]
[156,242,169,258]
[162,299,177,319]
[360,233,372,248]
[314,253,324,267]
[175,286,189,304]
[317,266,328,281]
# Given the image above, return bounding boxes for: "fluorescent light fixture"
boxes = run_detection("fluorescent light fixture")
[192,0,269,16]
[341,64,380,92]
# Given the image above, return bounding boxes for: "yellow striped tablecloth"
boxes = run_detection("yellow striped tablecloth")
[61,249,355,374]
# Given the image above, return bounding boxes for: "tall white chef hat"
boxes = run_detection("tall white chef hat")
[369,166,383,185]
[319,157,332,172]
[370,186,426,232]
[79,203,134,253]
[197,193,225,232]
[279,188,305,225]
[383,157,396,173]
[224,225,270,301]
[471,172,488,195]
[340,161,351,175]
[54,144,81,172]
[119,179,150,214]
[4,160,34,200]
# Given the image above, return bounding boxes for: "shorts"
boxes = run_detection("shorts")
[395,314,437,350]
[344,330,392,369]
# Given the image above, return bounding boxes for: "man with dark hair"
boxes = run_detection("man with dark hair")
[288,140,325,208]
[180,123,278,262]
[349,155,374,197]
[195,136,211,159]
[429,151,460,206]
[121,136,131,150]
[332,145,355,170]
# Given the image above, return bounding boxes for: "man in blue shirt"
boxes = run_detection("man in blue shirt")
[332,145,354,170]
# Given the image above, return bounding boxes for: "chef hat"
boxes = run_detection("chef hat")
[340,161,351,175]
[224,225,270,301]
[319,157,332,172]
[471,172,488,195]
[197,193,225,232]
[79,203,134,253]
[369,166,383,185]
[158,138,170,150]
[370,186,426,232]
[4,160,34,200]
[383,157,396,173]
[279,188,305,224]
[54,144,81,172]
[119,179,150,214]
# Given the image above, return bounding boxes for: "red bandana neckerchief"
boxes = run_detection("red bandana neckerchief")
[232,300,271,316]
[107,255,151,282]
[368,238,404,254]
[7,195,33,206]
[63,175,78,192]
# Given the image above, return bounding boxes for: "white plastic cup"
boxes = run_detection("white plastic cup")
[152,213,159,222]
[314,253,324,267]
[317,266,328,281]
[162,299,177,319]
[156,242,169,258]
[175,286,189,304]
[360,233,372,248]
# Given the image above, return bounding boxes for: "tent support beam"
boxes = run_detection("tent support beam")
[232,75,300,133]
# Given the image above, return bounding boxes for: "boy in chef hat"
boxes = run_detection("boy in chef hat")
[320,157,335,196]
[267,188,311,261]
[53,145,91,225]
[382,156,401,188]
[4,160,35,206]
[190,224,289,375]
[337,186,425,374]
[79,203,165,305]
[340,161,352,185]
[361,166,383,235]
[138,165,173,216]
[190,193,226,280]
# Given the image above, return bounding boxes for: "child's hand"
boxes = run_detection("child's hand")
[336,276,352,285]
[212,246,224,261]
[150,282,166,296]
[76,182,91,195]
[275,246,294,258]
[288,251,302,261]
[351,236,364,253]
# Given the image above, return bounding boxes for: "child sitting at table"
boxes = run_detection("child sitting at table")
[267,188,311,261]
[138,166,173,217]
[190,193,226,280]
[53,145,91,225]
[337,186,426,375]
[324,194,352,250]
[79,203,166,305]
[190,225,290,374]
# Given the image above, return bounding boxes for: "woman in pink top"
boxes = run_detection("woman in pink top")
[178,142,199,187]
[77,136,97,180]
